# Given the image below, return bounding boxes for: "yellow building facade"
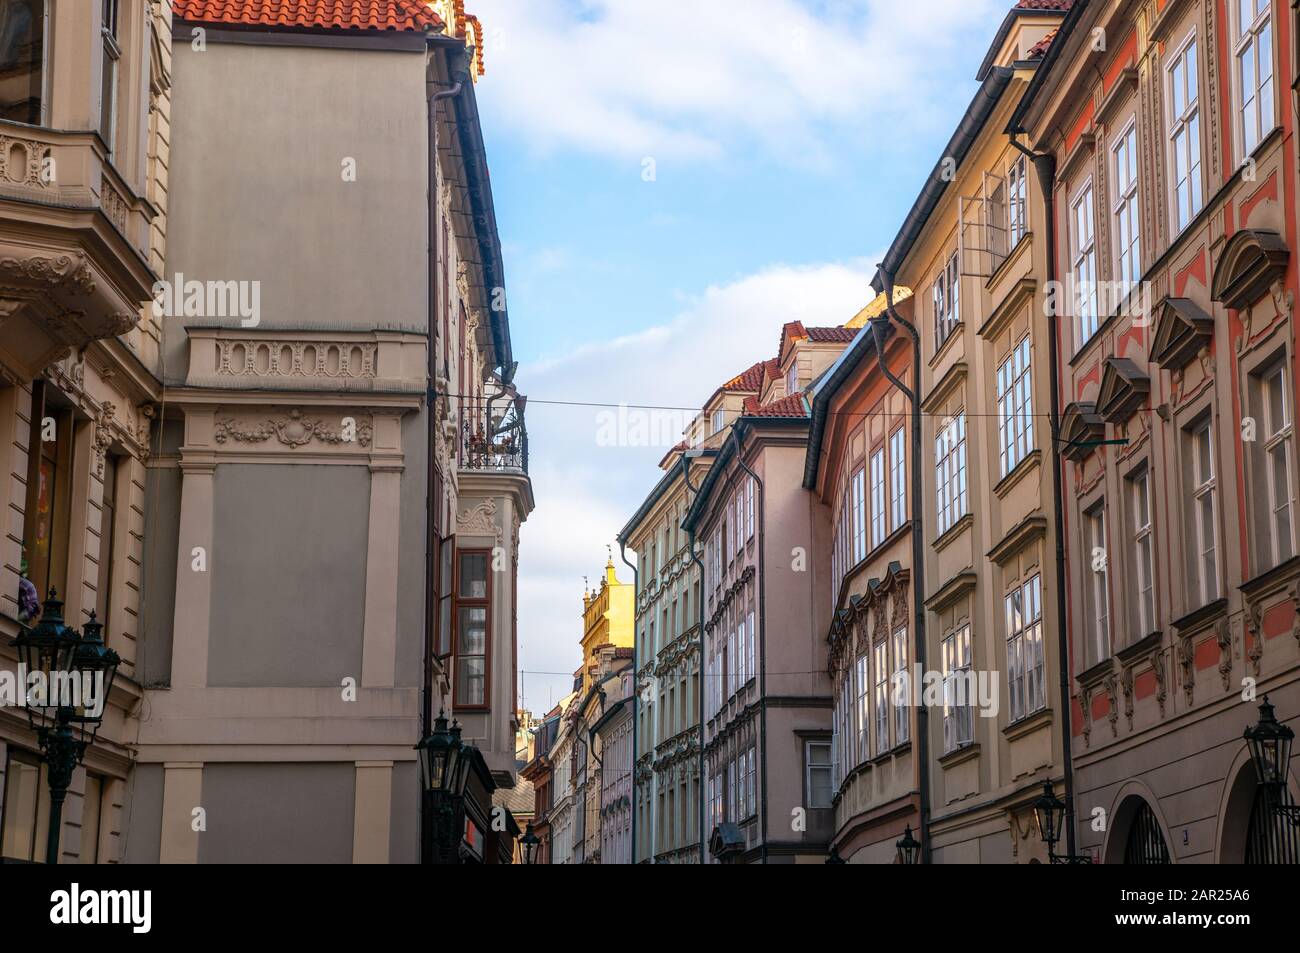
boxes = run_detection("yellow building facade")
[581,556,635,694]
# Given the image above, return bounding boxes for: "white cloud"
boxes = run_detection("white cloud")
[514,259,874,712]
[472,0,1005,165]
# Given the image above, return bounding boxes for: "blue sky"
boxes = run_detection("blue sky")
[469,0,1011,713]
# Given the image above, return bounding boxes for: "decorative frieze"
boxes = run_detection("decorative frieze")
[0,134,53,188]
[213,408,373,449]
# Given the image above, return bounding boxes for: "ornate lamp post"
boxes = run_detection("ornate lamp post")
[895,825,920,865]
[824,846,846,865]
[1244,696,1300,822]
[1033,780,1091,863]
[9,592,120,864]
[520,822,540,864]
[416,711,471,863]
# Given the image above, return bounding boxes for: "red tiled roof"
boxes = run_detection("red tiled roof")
[1014,0,1073,9]
[743,392,808,418]
[1028,27,1059,58]
[763,358,781,380]
[722,361,767,392]
[171,0,445,32]
[805,327,858,343]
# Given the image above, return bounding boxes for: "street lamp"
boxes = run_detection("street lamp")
[9,592,120,864]
[1244,696,1300,822]
[1033,780,1091,863]
[895,825,920,865]
[416,711,471,863]
[825,846,846,864]
[520,822,540,864]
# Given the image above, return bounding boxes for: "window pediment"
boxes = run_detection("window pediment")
[1060,401,1104,460]
[1096,356,1150,423]
[1211,228,1289,311]
[1150,296,1214,370]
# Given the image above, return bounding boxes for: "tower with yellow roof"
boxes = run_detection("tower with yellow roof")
[579,549,634,694]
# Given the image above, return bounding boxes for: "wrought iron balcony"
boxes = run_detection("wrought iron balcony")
[459,394,528,474]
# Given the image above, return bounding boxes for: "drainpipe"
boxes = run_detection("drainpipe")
[873,271,931,864]
[731,428,768,863]
[1009,136,1078,859]
[617,539,638,863]
[682,451,707,864]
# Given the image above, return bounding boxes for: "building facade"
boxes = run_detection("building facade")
[0,0,173,864]
[804,301,922,863]
[684,324,852,863]
[1015,0,1300,862]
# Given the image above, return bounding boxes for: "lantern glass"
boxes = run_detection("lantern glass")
[1245,697,1295,788]
[69,611,120,742]
[895,825,920,865]
[1033,781,1064,848]
[9,591,80,731]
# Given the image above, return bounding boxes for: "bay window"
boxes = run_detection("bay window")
[870,448,885,549]
[873,638,889,754]
[889,428,906,530]
[892,626,909,746]
[454,550,490,707]
[851,467,866,564]
[855,653,869,764]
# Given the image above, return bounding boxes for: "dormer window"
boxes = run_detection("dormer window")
[712,408,725,435]
[0,0,46,125]
[786,362,798,396]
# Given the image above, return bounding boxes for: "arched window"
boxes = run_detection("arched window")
[1245,787,1300,864]
[1123,801,1171,864]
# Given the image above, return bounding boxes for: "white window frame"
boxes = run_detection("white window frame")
[941,623,973,753]
[806,740,833,810]
[100,0,120,156]
[997,336,1034,476]
[1112,121,1141,292]
[889,427,906,530]
[851,466,866,565]
[870,447,886,549]
[1085,502,1109,665]
[933,251,960,348]
[1007,154,1027,248]
[1189,418,1219,605]
[935,412,968,535]
[1071,179,1099,345]
[891,625,909,746]
[1262,362,1295,566]
[855,652,870,765]
[1006,574,1045,722]
[1167,33,1203,234]
[1129,466,1156,636]
[1233,0,1274,158]
[873,638,889,754]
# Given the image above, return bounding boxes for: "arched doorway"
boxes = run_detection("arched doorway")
[1123,801,1171,864]
[1245,785,1300,864]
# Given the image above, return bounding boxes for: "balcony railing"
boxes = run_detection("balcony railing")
[459,394,528,474]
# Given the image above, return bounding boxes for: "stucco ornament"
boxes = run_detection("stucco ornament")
[92,402,116,479]
[457,498,500,543]
[213,409,372,448]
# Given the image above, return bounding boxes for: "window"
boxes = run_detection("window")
[95,453,122,625]
[1006,575,1045,722]
[1008,154,1028,247]
[727,758,737,821]
[891,626,909,746]
[1085,503,1110,664]
[1071,181,1099,344]
[1189,419,1219,604]
[870,448,886,549]
[727,624,736,696]
[941,624,973,753]
[742,747,756,818]
[805,741,832,809]
[1129,467,1156,636]
[997,337,1034,476]
[935,412,968,535]
[80,773,104,863]
[855,653,870,764]
[23,383,73,604]
[1168,36,1203,233]
[0,0,45,125]
[454,550,490,707]
[744,607,755,686]
[786,361,798,396]
[1112,123,1141,291]
[100,0,120,153]
[889,428,906,530]
[1234,0,1273,156]
[851,467,866,564]
[745,477,754,541]
[712,408,725,435]
[933,252,961,347]
[1261,362,1294,566]
[1,748,50,862]
[873,639,889,754]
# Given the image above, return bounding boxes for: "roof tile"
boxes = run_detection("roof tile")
[171,0,444,32]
